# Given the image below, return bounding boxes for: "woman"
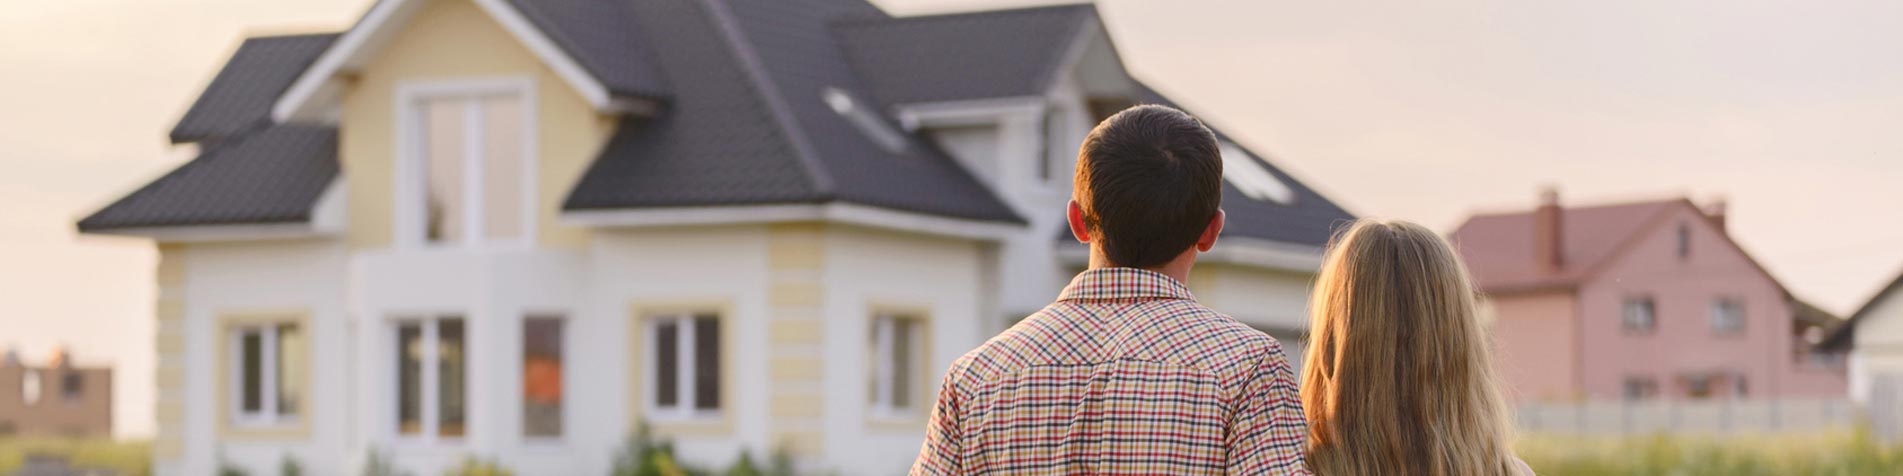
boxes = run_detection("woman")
[1299,219,1532,476]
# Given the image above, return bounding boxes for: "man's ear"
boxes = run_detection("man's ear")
[1195,209,1225,252]
[1067,200,1091,243]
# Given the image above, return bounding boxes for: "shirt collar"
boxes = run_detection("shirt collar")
[1057,267,1197,302]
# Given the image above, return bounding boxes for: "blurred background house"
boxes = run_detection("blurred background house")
[0,347,113,439]
[71,0,1351,475]
[1820,271,1903,438]
[1452,189,1854,435]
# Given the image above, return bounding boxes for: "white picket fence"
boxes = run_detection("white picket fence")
[1515,399,1859,436]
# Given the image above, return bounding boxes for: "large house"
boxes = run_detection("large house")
[77,0,1354,475]
[1451,190,1845,402]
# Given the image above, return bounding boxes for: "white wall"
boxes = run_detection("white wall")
[588,226,774,469]
[1853,288,1903,403]
[817,226,987,476]
[175,240,349,476]
[1191,264,1315,372]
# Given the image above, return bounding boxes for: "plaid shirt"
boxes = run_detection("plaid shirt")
[913,268,1310,475]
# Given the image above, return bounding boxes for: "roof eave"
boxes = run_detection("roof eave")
[562,202,1024,242]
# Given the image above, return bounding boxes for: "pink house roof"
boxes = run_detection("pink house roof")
[1451,199,1681,293]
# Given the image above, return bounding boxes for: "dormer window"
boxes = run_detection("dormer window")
[1219,142,1296,205]
[823,87,909,154]
[400,80,535,248]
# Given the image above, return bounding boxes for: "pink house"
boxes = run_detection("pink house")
[1451,190,1846,402]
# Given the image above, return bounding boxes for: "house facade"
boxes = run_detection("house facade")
[78,1,1354,475]
[1451,190,1845,402]
[0,349,113,438]
[1821,271,1903,410]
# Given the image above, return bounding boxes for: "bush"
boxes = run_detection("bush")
[613,424,816,476]
[362,447,410,476]
[1516,431,1903,476]
[444,456,514,476]
[0,437,149,476]
[281,454,302,476]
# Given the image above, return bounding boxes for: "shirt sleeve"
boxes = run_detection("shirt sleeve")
[911,372,965,475]
[1226,343,1312,475]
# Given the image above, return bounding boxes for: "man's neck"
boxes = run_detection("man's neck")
[1087,248,1197,283]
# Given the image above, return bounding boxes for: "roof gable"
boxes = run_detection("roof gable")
[273,0,667,123]
[1820,270,1903,350]
[832,4,1095,106]
[170,33,337,144]
[1452,198,1792,298]
[1454,200,1676,291]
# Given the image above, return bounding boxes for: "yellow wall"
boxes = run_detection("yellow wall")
[340,0,613,249]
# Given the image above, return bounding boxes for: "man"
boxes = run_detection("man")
[912,105,1310,475]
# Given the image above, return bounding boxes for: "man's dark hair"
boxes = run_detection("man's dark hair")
[1074,104,1223,269]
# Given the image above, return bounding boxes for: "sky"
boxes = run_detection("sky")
[3,0,1901,438]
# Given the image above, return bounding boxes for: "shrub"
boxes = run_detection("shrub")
[280,454,302,476]
[444,456,514,476]
[361,447,410,476]
[1515,431,1903,476]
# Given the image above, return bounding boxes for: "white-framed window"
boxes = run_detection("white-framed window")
[396,316,467,440]
[522,315,564,439]
[645,313,721,420]
[229,323,303,427]
[399,79,535,248]
[1621,297,1656,334]
[1710,298,1745,335]
[868,313,924,419]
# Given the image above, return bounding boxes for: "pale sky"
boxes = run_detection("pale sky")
[3,0,1901,438]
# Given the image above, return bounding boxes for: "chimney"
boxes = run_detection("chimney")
[1533,187,1563,271]
[1706,197,1728,232]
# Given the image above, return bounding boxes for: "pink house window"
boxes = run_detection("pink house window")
[1622,297,1657,334]
[1710,298,1745,336]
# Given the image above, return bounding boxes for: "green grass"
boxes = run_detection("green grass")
[0,437,149,476]
[1517,431,1903,476]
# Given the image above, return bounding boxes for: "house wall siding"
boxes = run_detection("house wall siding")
[818,225,987,476]
[339,0,612,250]
[1576,205,1843,400]
[173,241,350,476]
[1187,263,1315,372]
[1487,291,1580,401]
[1851,289,1903,402]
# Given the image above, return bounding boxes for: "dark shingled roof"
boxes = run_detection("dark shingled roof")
[564,0,1022,223]
[169,33,337,144]
[560,0,830,210]
[832,4,1094,106]
[80,124,338,231]
[505,0,670,99]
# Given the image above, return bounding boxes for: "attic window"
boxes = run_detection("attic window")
[1219,142,1296,205]
[822,87,909,154]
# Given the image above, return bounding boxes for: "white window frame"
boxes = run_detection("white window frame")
[390,315,468,443]
[229,324,296,427]
[1710,298,1746,335]
[644,314,721,422]
[869,313,922,420]
[394,77,539,250]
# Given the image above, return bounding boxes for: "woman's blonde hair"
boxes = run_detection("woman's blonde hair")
[1300,219,1519,476]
